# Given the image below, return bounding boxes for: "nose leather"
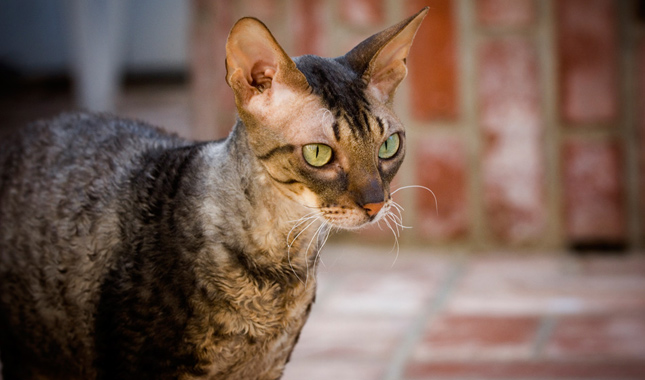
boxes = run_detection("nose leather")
[363,202,384,217]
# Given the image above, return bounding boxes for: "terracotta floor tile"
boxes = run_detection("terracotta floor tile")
[282,359,385,380]
[290,315,410,361]
[404,360,645,379]
[411,315,541,361]
[445,255,645,316]
[544,314,645,360]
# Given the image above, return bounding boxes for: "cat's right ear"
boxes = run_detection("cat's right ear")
[225,18,309,107]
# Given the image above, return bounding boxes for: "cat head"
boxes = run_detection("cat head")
[225,8,428,229]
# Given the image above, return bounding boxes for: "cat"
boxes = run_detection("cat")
[0,7,428,380]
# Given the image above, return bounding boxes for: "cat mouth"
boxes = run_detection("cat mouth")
[321,201,392,230]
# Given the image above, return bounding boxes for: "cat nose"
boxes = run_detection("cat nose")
[363,201,384,217]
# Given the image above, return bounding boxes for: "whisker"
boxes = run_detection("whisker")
[287,212,323,284]
[287,213,323,247]
[287,210,323,223]
[391,201,405,213]
[305,221,327,286]
[384,212,400,236]
[387,211,411,230]
[317,223,333,268]
[382,216,401,267]
[312,222,332,274]
[391,185,438,216]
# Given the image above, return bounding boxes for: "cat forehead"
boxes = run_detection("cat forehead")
[294,55,388,139]
[294,55,368,114]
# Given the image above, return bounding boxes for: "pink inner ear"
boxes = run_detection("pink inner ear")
[250,62,276,91]
[368,63,407,103]
[368,36,414,103]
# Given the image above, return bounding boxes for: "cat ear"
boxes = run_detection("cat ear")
[345,7,428,104]
[225,17,309,106]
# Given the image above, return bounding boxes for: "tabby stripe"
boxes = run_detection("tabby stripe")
[361,112,371,136]
[332,121,340,141]
[343,113,364,138]
[376,117,385,135]
[256,144,295,161]
[267,172,300,185]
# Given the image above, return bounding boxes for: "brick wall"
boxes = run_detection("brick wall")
[191,0,645,251]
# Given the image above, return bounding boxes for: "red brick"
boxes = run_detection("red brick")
[545,315,645,360]
[563,139,626,243]
[412,315,540,361]
[292,0,327,56]
[190,0,236,140]
[405,360,645,379]
[477,0,536,28]
[407,0,459,121]
[236,0,279,21]
[339,0,384,27]
[478,38,546,243]
[414,136,469,241]
[557,0,619,125]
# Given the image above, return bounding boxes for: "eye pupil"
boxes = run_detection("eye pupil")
[378,133,400,159]
[303,143,332,167]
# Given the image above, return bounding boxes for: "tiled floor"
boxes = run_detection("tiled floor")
[282,245,645,380]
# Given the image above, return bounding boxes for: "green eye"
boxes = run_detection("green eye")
[378,133,400,159]
[302,144,332,167]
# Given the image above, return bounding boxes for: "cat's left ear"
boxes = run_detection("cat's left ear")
[345,7,428,104]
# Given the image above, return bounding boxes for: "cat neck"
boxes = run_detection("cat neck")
[200,120,326,281]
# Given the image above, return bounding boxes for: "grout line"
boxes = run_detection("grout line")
[382,258,466,380]
[457,0,486,250]
[531,314,558,360]
[618,0,642,251]
[538,0,563,249]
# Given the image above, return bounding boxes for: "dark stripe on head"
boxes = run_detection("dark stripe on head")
[294,55,372,139]
[376,117,385,135]
[256,144,295,161]
[332,121,340,141]
[361,112,371,135]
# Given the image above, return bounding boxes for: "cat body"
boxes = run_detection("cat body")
[0,9,427,380]
[1,114,319,379]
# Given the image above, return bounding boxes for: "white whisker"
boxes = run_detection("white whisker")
[391,202,404,213]
[287,213,323,247]
[311,222,332,274]
[317,223,333,268]
[305,221,327,286]
[391,185,438,216]
[286,212,324,284]
[384,213,400,236]
[382,216,400,267]
[287,211,321,224]
[387,211,411,230]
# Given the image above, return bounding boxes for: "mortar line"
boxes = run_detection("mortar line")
[382,258,466,380]
[537,0,563,249]
[531,314,558,360]
[457,0,485,250]
[618,0,641,251]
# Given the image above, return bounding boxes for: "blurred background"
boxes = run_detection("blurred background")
[1,1,645,380]
[1,0,643,252]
